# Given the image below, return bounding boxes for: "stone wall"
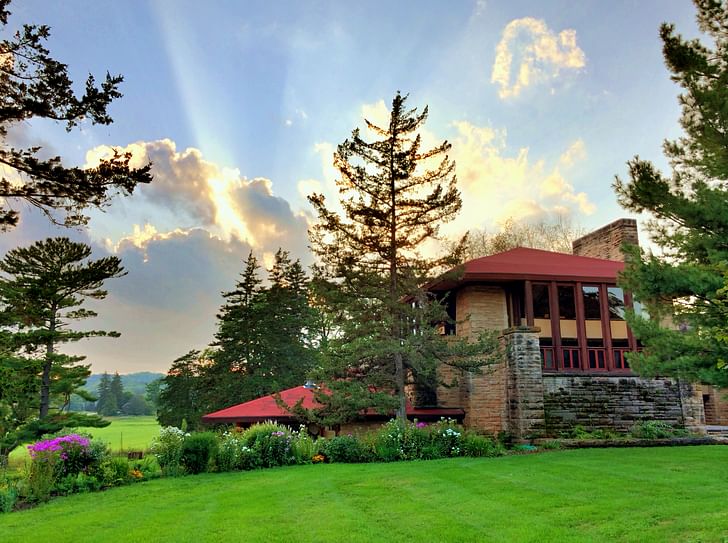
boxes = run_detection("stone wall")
[502,327,545,438]
[542,375,704,433]
[702,386,728,425]
[572,218,638,261]
[446,285,509,434]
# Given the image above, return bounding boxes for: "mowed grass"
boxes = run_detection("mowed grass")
[7,416,160,471]
[2,446,726,543]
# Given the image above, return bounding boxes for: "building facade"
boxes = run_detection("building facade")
[429,219,724,437]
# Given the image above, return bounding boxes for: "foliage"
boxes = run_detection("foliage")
[308,92,499,426]
[320,435,373,464]
[98,456,131,487]
[630,420,688,439]
[0,238,122,459]
[0,0,152,229]
[0,481,16,513]
[150,426,188,476]
[156,350,212,429]
[54,473,101,496]
[180,432,218,475]
[560,425,619,440]
[460,433,505,458]
[129,455,162,480]
[24,448,57,502]
[459,216,585,260]
[613,0,728,387]
[252,430,295,468]
[290,426,317,464]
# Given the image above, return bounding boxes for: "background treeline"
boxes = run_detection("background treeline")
[69,372,164,416]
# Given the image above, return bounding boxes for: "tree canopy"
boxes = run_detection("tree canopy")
[0,0,152,228]
[0,237,122,461]
[614,0,728,387]
[308,92,499,425]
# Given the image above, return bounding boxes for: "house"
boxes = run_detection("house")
[428,218,726,437]
[203,218,728,437]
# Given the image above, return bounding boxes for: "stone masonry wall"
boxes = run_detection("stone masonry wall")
[436,285,509,434]
[703,386,728,425]
[542,375,702,433]
[502,327,545,438]
[572,218,638,261]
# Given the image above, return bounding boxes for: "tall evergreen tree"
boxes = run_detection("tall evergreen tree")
[308,92,499,423]
[95,372,114,416]
[110,372,125,414]
[157,349,211,429]
[0,0,152,229]
[0,238,123,423]
[614,0,728,387]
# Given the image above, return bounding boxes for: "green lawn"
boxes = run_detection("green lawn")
[7,416,160,471]
[2,446,726,542]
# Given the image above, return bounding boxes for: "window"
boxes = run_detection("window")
[533,284,550,318]
[582,285,601,319]
[607,287,626,320]
[557,285,576,319]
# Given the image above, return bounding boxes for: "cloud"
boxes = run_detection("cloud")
[84,139,310,257]
[491,17,586,99]
[447,120,594,231]
[559,139,587,167]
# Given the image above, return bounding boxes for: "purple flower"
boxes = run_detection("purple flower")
[416,422,428,429]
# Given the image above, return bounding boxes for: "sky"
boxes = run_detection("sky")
[0,0,703,374]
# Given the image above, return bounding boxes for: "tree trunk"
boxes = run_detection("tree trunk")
[39,313,56,419]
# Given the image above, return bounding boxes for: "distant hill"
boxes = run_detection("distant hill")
[84,372,165,395]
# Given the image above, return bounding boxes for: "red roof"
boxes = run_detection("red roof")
[201,385,464,424]
[429,247,624,290]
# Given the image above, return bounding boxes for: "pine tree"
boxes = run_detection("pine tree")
[157,350,211,429]
[110,372,125,414]
[0,238,125,421]
[0,0,152,229]
[308,92,498,423]
[614,0,728,387]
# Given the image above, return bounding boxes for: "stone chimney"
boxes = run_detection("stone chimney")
[572,218,638,262]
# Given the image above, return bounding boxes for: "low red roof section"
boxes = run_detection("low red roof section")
[201,385,465,424]
[429,247,624,290]
[202,386,321,424]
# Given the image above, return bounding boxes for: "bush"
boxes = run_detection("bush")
[429,418,463,457]
[54,473,102,495]
[630,420,681,439]
[129,456,162,480]
[241,422,288,448]
[254,430,295,468]
[150,426,188,476]
[321,435,372,464]
[0,483,17,513]
[215,431,261,471]
[460,433,504,458]
[99,457,132,487]
[25,449,58,502]
[181,432,218,474]
[291,426,317,464]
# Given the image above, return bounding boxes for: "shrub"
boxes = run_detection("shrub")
[25,449,58,502]
[215,431,261,471]
[540,440,563,450]
[241,422,289,448]
[321,435,372,464]
[0,483,17,513]
[54,473,102,495]
[181,432,218,474]
[150,426,188,476]
[99,457,132,487]
[129,456,162,480]
[460,433,504,458]
[254,430,295,468]
[630,420,679,439]
[429,418,463,457]
[291,426,317,464]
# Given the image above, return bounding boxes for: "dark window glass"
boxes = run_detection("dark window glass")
[582,286,601,319]
[562,348,580,369]
[588,349,606,369]
[533,284,550,319]
[558,286,576,319]
[607,287,626,320]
